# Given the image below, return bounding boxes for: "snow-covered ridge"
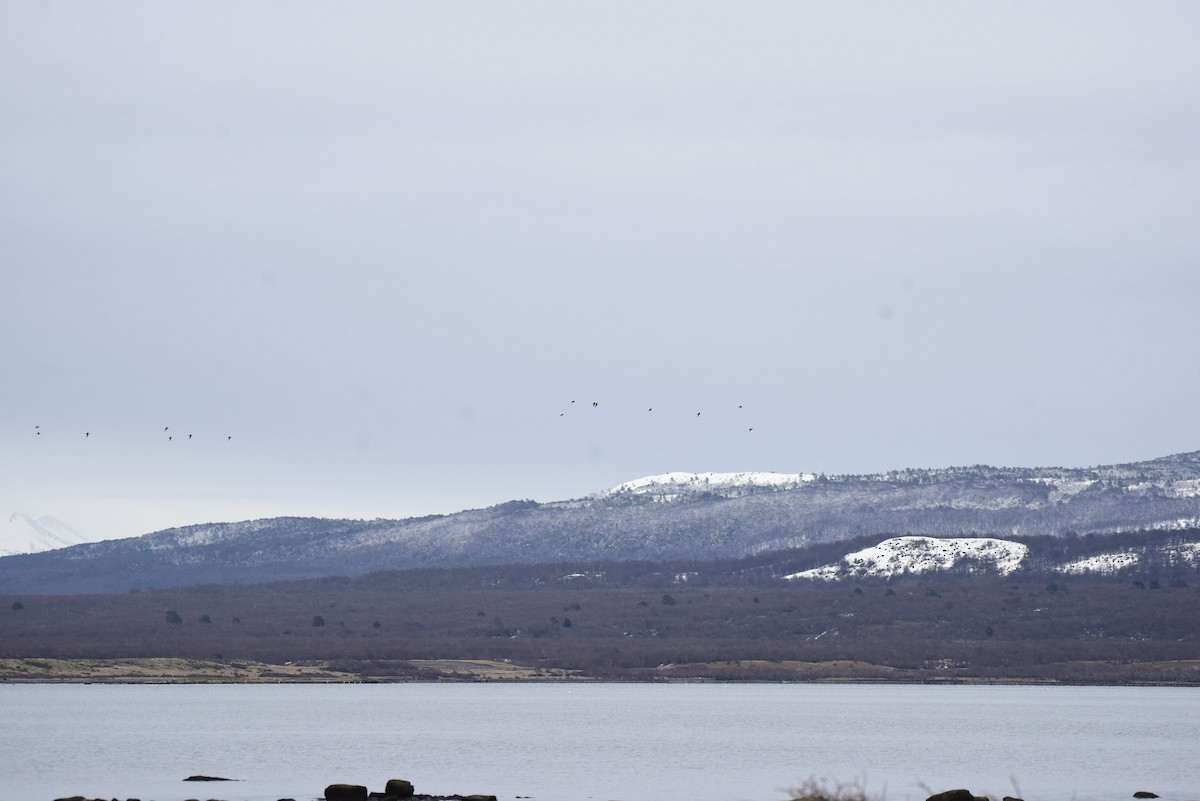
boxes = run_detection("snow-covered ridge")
[603,471,816,499]
[156,520,281,549]
[1060,542,1200,575]
[1059,551,1142,575]
[601,451,1200,504]
[788,536,1030,580]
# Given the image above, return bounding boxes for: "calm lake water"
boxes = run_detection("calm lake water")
[1,683,1197,801]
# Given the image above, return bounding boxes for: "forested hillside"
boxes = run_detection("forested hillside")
[3,452,1199,594]
[3,528,1200,684]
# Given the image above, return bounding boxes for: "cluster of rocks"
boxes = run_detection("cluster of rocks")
[52,777,497,801]
[925,792,1018,801]
[325,779,496,801]
[924,790,1163,801]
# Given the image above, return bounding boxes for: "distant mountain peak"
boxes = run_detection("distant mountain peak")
[3,514,89,557]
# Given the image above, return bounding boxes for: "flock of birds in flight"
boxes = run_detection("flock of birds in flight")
[558,400,755,431]
[32,425,232,442]
[29,401,759,443]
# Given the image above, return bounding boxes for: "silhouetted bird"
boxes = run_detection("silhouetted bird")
[188,434,193,439]
[85,432,89,438]
[592,402,598,407]
[168,436,173,442]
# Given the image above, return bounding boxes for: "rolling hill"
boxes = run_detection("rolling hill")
[2,450,1199,594]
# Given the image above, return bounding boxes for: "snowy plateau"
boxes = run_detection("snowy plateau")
[787,536,1030,580]
[785,534,1200,581]
[603,471,816,500]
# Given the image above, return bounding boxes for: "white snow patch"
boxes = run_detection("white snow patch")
[561,571,605,581]
[1167,479,1200,498]
[604,471,815,498]
[1024,477,1097,500]
[787,536,1029,580]
[1147,518,1200,531]
[1059,551,1142,575]
[893,497,1031,512]
[151,520,282,549]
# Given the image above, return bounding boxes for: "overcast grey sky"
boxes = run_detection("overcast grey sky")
[3,2,1199,542]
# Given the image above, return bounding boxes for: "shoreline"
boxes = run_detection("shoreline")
[3,657,1199,686]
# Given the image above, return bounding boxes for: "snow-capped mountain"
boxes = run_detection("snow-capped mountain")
[603,471,817,500]
[2,514,89,557]
[3,450,1200,594]
[787,536,1030,580]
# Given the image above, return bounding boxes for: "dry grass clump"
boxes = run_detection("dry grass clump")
[786,777,875,801]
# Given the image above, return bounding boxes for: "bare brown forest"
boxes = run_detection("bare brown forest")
[4,563,1199,684]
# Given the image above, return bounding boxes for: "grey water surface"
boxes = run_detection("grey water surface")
[1,683,1196,801]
